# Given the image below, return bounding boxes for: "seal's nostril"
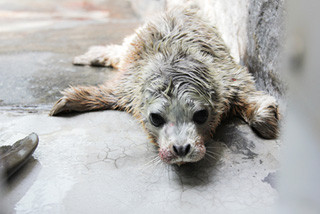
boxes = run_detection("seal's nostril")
[172,144,191,157]
[173,145,179,155]
[184,144,191,155]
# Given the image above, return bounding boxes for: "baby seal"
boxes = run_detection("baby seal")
[50,7,280,165]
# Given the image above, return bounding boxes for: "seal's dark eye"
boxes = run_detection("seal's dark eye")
[193,110,208,125]
[149,113,166,127]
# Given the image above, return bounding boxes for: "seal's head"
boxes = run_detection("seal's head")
[140,54,221,164]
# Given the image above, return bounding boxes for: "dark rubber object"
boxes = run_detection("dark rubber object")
[0,133,39,178]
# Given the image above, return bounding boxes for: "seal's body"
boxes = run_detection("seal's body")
[50,8,279,165]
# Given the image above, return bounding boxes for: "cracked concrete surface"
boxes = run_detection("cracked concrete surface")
[0,1,280,213]
[1,112,280,213]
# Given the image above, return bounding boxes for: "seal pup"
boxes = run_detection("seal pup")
[50,7,280,165]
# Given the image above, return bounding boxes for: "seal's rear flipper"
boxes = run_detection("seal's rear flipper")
[73,45,123,69]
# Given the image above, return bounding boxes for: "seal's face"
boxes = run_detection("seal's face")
[144,95,215,164]
[140,54,219,164]
[157,120,207,164]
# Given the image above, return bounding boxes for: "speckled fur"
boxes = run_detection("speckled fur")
[50,7,280,164]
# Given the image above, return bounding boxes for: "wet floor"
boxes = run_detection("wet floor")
[0,0,140,107]
[0,52,113,106]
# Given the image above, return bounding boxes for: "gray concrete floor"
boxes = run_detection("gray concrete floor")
[0,1,280,213]
[0,0,139,107]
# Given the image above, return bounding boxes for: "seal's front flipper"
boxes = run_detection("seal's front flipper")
[235,92,280,139]
[49,85,119,116]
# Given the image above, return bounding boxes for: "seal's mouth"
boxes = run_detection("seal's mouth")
[158,142,206,165]
[176,161,185,166]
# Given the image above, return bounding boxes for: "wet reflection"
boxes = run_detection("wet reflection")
[3,157,41,212]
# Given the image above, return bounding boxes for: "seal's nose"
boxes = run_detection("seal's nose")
[172,144,191,157]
